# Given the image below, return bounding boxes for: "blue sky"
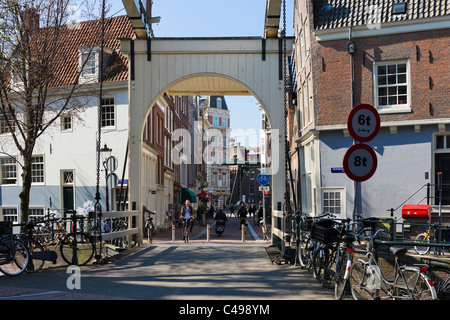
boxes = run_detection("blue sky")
[109,0,294,146]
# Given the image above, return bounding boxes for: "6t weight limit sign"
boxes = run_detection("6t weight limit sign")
[343,144,377,182]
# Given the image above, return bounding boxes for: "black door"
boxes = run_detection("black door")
[63,186,74,211]
[435,153,450,205]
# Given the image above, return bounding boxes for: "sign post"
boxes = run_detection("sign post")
[257,173,271,230]
[344,104,380,222]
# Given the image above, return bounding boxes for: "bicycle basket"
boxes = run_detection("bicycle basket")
[301,217,313,231]
[0,221,12,236]
[310,219,340,244]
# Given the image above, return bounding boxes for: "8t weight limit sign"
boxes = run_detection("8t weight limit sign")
[343,144,378,182]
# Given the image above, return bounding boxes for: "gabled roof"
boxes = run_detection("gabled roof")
[37,15,134,87]
[313,0,450,30]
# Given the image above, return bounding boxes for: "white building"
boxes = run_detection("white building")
[0,16,133,223]
[203,96,231,208]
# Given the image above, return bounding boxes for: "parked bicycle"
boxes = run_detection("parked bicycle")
[420,257,450,300]
[0,221,30,276]
[21,213,95,267]
[414,223,450,255]
[350,229,437,300]
[334,220,358,300]
[310,216,347,286]
[297,213,335,270]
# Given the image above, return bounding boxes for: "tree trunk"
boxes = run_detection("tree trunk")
[19,151,33,226]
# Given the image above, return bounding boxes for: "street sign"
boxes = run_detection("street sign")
[343,143,377,182]
[106,156,118,172]
[257,172,270,186]
[259,186,270,192]
[106,172,119,188]
[347,104,380,142]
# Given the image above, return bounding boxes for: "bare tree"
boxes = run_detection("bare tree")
[0,0,102,224]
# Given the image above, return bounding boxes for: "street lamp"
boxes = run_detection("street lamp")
[100,144,112,211]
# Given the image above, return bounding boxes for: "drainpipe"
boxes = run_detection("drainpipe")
[347,26,358,223]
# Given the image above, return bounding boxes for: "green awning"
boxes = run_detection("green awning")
[181,188,197,203]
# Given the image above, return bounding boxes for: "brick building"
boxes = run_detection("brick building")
[291,0,450,221]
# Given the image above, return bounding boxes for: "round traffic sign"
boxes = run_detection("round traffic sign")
[343,143,377,182]
[106,172,119,188]
[257,172,270,186]
[106,156,118,172]
[347,104,380,142]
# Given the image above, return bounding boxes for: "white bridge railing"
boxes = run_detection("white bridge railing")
[94,210,141,244]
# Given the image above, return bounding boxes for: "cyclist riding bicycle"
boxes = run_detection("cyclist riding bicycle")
[180,199,195,233]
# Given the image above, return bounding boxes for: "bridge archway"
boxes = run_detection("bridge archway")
[120,37,293,242]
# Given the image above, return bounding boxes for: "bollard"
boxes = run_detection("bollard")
[207,224,210,242]
[241,225,245,242]
[172,224,175,242]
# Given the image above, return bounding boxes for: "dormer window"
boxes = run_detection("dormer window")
[81,52,96,76]
[216,97,222,109]
[78,47,98,84]
[393,2,407,15]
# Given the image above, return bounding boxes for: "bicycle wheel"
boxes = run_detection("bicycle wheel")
[426,266,449,300]
[22,238,46,273]
[414,233,430,255]
[335,250,352,300]
[312,245,330,283]
[60,232,95,266]
[148,228,153,244]
[0,238,30,276]
[298,237,312,269]
[349,259,373,300]
[394,270,436,300]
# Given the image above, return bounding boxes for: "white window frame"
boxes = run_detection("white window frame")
[216,97,222,109]
[373,60,411,114]
[29,207,46,219]
[435,133,450,151]
[0,108,16,134]
[78,47,98,84]
[31,155,45,184]
[0,156,17,185]
[322,187,346,218]
[61,114,72,132]
[100,97,116,129]
[1,206,19,222]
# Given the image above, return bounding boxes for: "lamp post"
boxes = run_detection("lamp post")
[100,143,112,211]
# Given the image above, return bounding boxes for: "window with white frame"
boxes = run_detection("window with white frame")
[0,111,15,134]
[101,97,115,128]
[222,118,228,128]
[322,188,345,216]
[79,47,98,83]
[29,208,45,219]
[1,207,18,222]
[62,170,74,184]
[0,157,17,185]
[374,60,410,111]
[61,115,72,131]
[212,117,219,127]
[436,134,450,150]
[31,156,45,183]
[216,97,222,109]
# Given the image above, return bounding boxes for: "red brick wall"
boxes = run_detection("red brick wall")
[312,28,450,126]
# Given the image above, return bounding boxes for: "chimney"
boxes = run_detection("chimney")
[22,8,40,34]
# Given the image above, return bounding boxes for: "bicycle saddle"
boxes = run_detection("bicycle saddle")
[25,220,37,229]
[390,247,408,256]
